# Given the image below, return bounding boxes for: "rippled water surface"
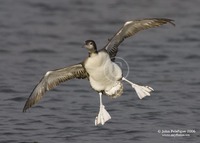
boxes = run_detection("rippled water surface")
[0,0,199,143]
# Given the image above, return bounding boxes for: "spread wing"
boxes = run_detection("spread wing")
[23,63,87,112]
[102,18,175,61]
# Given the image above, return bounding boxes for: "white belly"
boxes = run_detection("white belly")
[84,52,122,92]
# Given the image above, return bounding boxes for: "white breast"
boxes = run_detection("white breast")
[84,52,122,92]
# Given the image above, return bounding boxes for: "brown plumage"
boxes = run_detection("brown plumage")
[23,64,87,112]
[103,18,175,60]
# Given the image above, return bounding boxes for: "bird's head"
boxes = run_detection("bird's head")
[84,40,97,55]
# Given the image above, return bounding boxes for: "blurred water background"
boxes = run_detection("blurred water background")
[0,0,199,143]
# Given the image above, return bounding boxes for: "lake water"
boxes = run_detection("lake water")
[0,0,199,143]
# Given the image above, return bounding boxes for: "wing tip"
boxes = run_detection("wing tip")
[22,101,30,112]
[168,19,176,27]
[22,96,38,112]
[22,107,27,112]
[155,18,175,27]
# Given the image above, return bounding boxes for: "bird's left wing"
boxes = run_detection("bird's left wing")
[23,63,87,112]
[102,18,175,61]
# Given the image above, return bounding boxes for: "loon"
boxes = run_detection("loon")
[23,18,175,125]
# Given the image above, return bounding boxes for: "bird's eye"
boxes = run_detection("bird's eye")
[89,42,93,45]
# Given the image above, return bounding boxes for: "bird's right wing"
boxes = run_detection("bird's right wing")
[23,63,87,112]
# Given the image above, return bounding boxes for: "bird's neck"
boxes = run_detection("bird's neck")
[88,50,98,57]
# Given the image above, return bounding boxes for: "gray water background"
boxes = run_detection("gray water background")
[0,0,200,143]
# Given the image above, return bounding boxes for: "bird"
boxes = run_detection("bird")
[23,18,175,126]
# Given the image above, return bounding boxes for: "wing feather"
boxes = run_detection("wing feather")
[103,18,175,60]
[23,63,87,112]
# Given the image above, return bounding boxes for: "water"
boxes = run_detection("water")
[0,0,199,143]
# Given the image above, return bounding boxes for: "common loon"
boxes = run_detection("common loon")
[23,18,175,125]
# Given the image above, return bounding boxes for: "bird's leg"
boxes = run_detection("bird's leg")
[95,92,111,126]
[122,77,154,99]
